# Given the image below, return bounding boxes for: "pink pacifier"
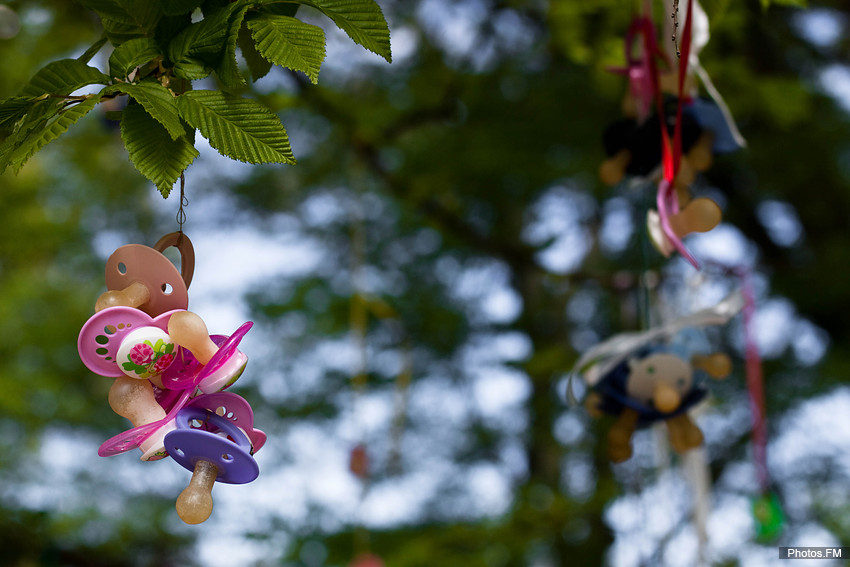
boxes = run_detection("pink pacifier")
[165,400,263,524]
[78,307,181,379]
[99,384,193,461]
[162,320,253,394]
[94,232,193,316]
[185,392,266,453]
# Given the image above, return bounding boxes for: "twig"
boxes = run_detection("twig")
[672,0,681,58]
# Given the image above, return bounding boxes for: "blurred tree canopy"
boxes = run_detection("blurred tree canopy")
[2,0,850,566]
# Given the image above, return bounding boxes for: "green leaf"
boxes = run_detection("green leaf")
[77,0,161,37]
[216,3,252,88]
[260,2,300,16]
[167,2,240,62]
[176,90,295,165]
[0,97,34,130]
[78,35,109,64]
[120,102,199,197]
[248,14,326,84]
[155,12,193,46]
[0,100,58,172]
[238,25,273,81]
[101,17,147,45]
[20,59,110,98]
[174,58,213,80]
[8,95,102,173]
[108,37,162,79]
[760,0,807,7]
[161,0,205,16]
[285,0,391,62]
[106,81,185,139]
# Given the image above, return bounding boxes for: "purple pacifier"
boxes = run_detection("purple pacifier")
[164,406,259,484]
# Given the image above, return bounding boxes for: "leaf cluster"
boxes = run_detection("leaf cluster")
[0,0,392,196]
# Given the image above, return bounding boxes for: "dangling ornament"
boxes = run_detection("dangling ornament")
[77,232,264,523]
[600,0,745,268]
[571,292,742,462]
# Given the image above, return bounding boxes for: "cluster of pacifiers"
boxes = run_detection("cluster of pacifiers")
[77,233,265,524]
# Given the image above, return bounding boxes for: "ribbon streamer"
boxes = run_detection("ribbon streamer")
[566,290,744,404]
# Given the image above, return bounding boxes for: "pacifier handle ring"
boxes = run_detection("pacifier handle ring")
[154,232,195,290]
[175,406,252,452]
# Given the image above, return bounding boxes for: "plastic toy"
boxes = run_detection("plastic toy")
[600,1,744,268]
[569,291,743,463]
[585,346,731,462]
[165,392,265,524]
[77,232,264,523]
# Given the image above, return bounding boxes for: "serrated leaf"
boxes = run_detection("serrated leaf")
[168,2,238,62]
[248,14,326,84]
[109,37,162,79]
[238,24,273,81]
[216,3,252,88]
[78,0,161,37]
[161,0,204,16]
[0,100,58,172]
[284,0,391,62]
[177,90,295,165]
[8,95,102,173]
[261,3,299,16]
[0,97,34,130]
[20,59,110,98]
[120,102,199,197]
[173,58,212,80]
[107,81,184,139]
[78,35,109,63]
[101,17,147,45]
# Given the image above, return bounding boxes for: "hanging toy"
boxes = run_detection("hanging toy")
[164,392,265,524]
[601,0,744,188]
[77,232,264,524]
[585,345,731,462]
[600,0,745,268]
[569,291,743,463]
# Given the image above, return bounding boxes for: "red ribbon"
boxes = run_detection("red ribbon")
[640,0,701,268]
[737,266,770,492]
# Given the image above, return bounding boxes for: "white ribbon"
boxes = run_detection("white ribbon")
[566,290,744,404]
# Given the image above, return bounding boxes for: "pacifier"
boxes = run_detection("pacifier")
[78,307,180,380]
[164,398,263,524]
[647,197,722,257]
[92,316,253,460]
[101,377,191,461]
[163,313,252,394]
[94,232,193,316]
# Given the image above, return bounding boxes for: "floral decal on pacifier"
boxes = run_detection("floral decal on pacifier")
[123,338,176,379]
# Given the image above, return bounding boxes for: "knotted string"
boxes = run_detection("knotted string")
[176,174,188,241]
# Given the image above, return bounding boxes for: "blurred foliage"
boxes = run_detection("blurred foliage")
[2,0,850,566]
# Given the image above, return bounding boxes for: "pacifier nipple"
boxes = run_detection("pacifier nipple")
[108,377,167,427]
[692,352,732,379]
[653,382,681,413]
[599,149,631,186]
[687,131,715,172]
[176,460,218,524]
[669,197,722,238]
[95,281,151,312]
[168,311,218,366]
